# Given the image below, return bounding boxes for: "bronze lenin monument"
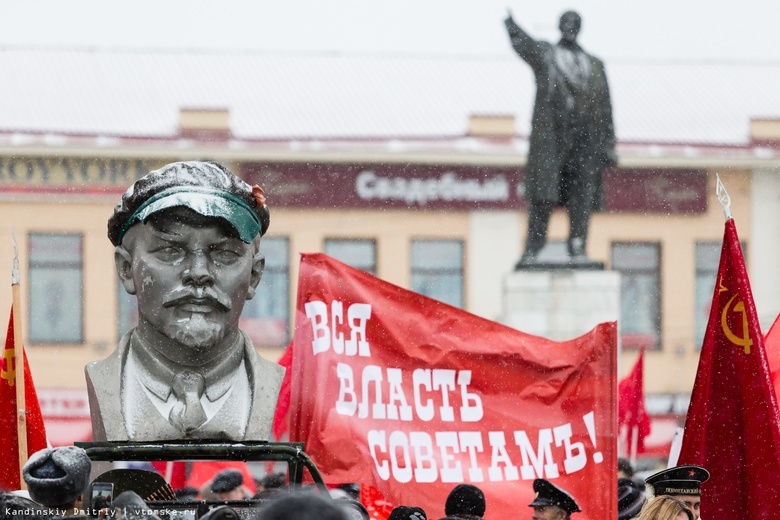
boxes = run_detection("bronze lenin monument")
[505,10,617,268]
[86,161,284,441]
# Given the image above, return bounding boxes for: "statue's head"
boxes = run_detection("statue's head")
[559,10,582,44]
[108,161,270,364]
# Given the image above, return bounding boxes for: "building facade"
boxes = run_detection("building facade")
[0,49,779,444]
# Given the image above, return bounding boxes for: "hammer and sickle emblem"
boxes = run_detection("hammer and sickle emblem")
[721,293,753,355]
[0,348,15,386]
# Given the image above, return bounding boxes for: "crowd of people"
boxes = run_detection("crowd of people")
[0,446,355,520]
[1,447,710,520]
[389,458,707,520]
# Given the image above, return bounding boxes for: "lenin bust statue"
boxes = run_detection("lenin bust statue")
[85,161,284,441]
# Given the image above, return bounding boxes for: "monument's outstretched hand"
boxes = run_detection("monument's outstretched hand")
[504,10,520,35]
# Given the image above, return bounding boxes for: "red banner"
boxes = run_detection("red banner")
[290,253,617,520]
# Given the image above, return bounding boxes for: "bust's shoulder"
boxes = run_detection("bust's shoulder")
[241,331,285,378]
[85,331,132,377]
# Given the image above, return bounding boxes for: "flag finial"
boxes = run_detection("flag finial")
[716,174,732,220]
[11,232,20,285]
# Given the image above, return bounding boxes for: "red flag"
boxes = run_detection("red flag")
[271,342,294,440]
[618,348,651,455]
[679,218,780,518]
[0,308,48,490]
[765,314,780,403]
[151,461,188,490]
[290,253,617,520]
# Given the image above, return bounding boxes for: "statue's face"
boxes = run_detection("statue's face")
[120,209,262,361]
[559,12,581,44]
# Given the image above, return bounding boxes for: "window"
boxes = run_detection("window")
[612,243,660,350]
[694,242,720,348]
[240,236,290,347]
[117,279,138,340]
[324,239,376,274]
[411,239,464,308]
[28,233,83,343]
[695,241,746,348]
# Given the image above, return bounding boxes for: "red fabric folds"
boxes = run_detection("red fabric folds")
[0,307,48,490]
[271,342,294,440]
[765,314,780,404]
[290,253,617,520]
[679,218,780,518]
[618,348,651,455]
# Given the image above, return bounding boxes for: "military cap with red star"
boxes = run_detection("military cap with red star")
[645,465,710,496]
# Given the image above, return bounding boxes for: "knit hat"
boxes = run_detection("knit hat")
[444,484,485,518]
[22,447,92,507]
[388,506,427,520]
[618,478,646,520]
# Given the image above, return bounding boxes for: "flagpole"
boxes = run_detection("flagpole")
[716,174,732,220]
[12,234,28,489]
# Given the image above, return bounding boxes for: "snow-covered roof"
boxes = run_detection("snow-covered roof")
[1,48,779,150]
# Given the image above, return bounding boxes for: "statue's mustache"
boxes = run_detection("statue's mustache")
[163,290,231,312]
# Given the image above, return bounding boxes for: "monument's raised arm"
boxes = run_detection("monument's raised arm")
[504,11,545,70]
[86,161,284,441]
[504,11,617,268]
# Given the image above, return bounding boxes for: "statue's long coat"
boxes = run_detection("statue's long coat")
[506,18,617,210]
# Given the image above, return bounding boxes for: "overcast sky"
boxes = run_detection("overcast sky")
[2,0,779,63]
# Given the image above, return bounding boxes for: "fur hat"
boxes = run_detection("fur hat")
[444,484,485,518]
[1,493,48,520]
[618,478,645,520]
[22,447,92,507]
[211,470,243,493]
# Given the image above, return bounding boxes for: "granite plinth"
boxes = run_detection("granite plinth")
[501,268,620,341]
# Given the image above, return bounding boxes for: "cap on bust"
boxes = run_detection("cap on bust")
[108,161,270,247]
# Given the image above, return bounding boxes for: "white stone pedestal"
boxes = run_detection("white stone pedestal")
[501,269,620,341]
